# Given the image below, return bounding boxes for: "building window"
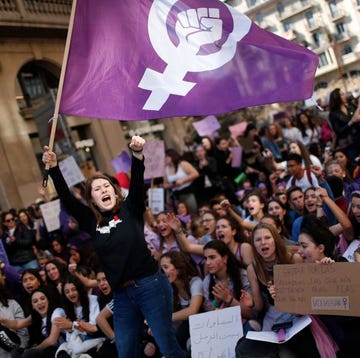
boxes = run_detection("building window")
[342,44,352,55]
[312,32,320,47]
[314,82,328,90]
[318,52,329,67]
[336,22,345,34]
[247,0,257,7]
[350,70,360,78]
[254,13,263,24]
[283,22,291,32]
[328,0,339,18]
[277,2,284,15]
[305,11,315,28]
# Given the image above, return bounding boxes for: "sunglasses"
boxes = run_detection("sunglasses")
[5,218,15,223]
[275,192,286,196]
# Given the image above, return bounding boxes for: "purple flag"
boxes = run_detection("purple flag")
[111,150,131,173]
[59,0,318,121]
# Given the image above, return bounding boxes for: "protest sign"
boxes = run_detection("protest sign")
[231,146,243,168]
[192,116,220,137]
[147,188,164,214]
[58,156,85,187]
[40,199,61,232]
[143,140,165,180]
[229,122,247,138]
[189,306,243,358]
[274,263,360,316]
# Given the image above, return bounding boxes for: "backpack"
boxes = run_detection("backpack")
[291,169,313,186]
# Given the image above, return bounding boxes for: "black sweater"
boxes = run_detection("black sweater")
[49,156,158,292]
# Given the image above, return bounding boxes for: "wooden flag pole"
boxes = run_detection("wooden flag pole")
[43,0,78,187]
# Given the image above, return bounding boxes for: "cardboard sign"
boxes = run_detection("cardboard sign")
[192,115,220,136]
[58,156,85,187]
[231,146,243,168]
[189,306,243,358]
[40,199,61,232]
[274,263,360,317]
[229,122,247,138]
[147,188,164,214]
[143,140,165,180]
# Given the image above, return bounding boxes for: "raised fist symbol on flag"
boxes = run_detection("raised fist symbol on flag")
[175,8,223,53]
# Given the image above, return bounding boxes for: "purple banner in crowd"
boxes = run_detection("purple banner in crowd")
[59,0,318,121]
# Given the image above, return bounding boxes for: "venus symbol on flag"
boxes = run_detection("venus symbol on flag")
[138,0,251,111]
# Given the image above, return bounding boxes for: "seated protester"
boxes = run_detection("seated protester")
[173,214,254,267]
[44,260,68,299]
[1,211,38,272]
[160,251,203,352]
[266,198,293,240]
[298,215,358,357]
[286,186,305,226]
[0,264,28,357]
[342,191,360,262]
[19,269,44,316]
[95,271,112,309]
[202,240,262,334]
[96,300,160,358]
[52,276,105,358]
[50,235,71,266]
[325,159,360,203]
[2,288,60,358]
[291,187,353,248]
[236,223,325,358]
[260,214,295,248]
[150,211,182,257]
[285,153,319,192]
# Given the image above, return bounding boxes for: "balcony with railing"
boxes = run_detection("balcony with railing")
[0,0,72,29]
[243,0,278,15]
[279,0,314,21]
[330,8,346,22]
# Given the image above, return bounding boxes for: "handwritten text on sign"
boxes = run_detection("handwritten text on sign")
[274,263,360,316]
[189,306,243,358]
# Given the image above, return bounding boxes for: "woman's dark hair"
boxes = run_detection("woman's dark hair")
[29,288,58,344]
[296,111,317,140]
[300,214,336,258]
[21,269,43,291]
[160,251,199,311]
[17,208,34,229]
[217,215,246,243]
[329,88,342,112]
[165,149,182,171]
[62,275,90,322]
[44,259,68,286]
[84,174,125,226]
[203,240,243,301]
[290,140,312,169]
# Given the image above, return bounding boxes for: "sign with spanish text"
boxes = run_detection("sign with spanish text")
[274,263,360,317]
[192,115,220,137]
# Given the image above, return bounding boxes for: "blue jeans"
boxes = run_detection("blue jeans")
[12,259,38,272]
[113,270,186,358]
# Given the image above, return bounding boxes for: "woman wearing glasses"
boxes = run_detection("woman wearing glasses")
[1,212,38,272]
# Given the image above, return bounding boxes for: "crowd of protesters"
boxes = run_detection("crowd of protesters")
[0,88,359,357]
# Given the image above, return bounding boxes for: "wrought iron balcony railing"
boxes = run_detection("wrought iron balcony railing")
[0,0,72,28]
